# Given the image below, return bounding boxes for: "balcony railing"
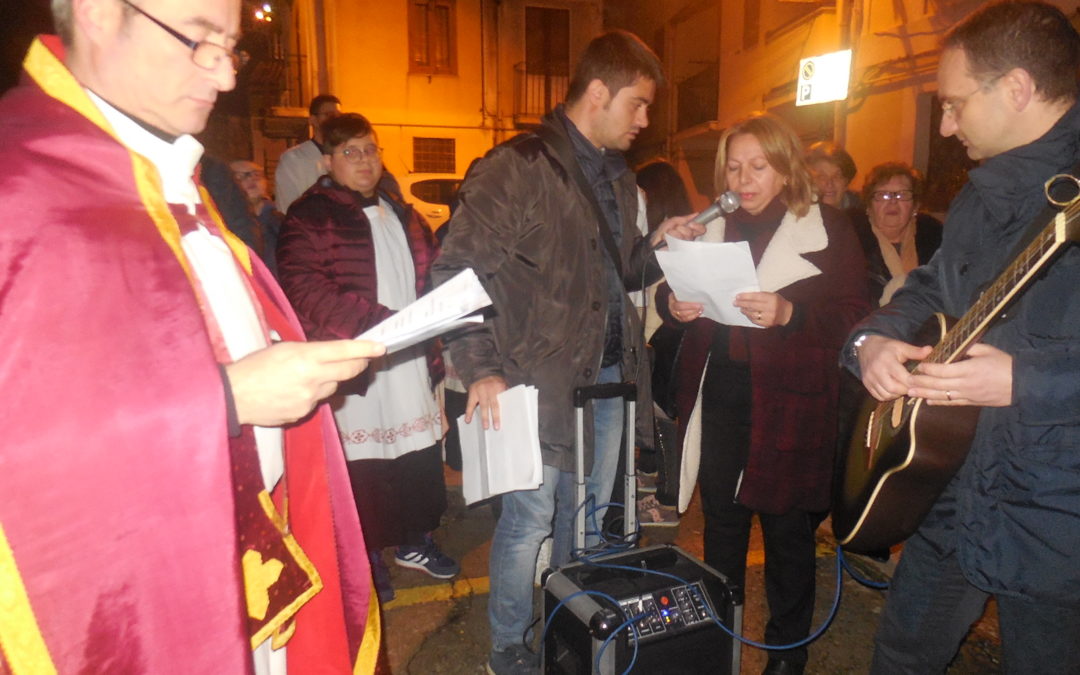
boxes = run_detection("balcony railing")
[514,62,568,127]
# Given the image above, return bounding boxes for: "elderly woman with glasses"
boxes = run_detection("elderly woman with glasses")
[852,162,943,305]
[276,113,458,601]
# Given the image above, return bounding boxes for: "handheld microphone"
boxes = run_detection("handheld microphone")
[650,191,741,252]
[690,190,741,225]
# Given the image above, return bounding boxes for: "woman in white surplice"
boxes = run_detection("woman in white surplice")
[277,113,458,601]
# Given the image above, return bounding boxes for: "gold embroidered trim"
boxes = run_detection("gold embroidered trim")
[24,39,111,140]
[248,492,324,650]
[198,184,252,273]
[270,619,297,651]
[24,38,253,281]
[22,38,196,283]
[0,523,57,675]
[354,581,382,675]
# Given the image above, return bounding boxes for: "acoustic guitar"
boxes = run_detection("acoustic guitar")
[833,174,1080,552]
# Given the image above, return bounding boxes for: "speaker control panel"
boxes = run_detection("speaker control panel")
[617,582,714,642]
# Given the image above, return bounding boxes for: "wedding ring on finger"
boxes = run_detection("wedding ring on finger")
[946,390,953,401]
[756,311,763,321]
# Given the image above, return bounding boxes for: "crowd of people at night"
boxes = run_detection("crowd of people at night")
[1,1,1079,674]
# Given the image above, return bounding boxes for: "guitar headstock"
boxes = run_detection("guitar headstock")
[1045,174,1080,241]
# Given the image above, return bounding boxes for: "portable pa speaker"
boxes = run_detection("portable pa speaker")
[542,544,743,674]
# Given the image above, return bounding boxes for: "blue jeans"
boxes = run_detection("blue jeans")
[870,503,1080,673]
[488,364,624,652]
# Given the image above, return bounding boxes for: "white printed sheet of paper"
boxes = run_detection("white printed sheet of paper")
[356,268,492,352]
[458,385,543,505]
[656,237,761,328]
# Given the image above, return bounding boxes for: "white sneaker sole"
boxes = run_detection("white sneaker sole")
[394,557,458,579]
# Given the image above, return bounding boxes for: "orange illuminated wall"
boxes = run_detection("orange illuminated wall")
[285,0,602,181]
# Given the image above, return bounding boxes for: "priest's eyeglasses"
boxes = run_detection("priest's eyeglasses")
[338,146,383,163]
[871,190,914,202]
[119,0,247,72]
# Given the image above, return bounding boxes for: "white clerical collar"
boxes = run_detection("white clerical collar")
[86,90,204,209]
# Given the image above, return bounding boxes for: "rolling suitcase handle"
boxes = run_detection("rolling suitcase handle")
[573,382,637,554]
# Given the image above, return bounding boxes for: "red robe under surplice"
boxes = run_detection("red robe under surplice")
[0,36,378,674]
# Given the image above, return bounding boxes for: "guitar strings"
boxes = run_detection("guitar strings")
[926,201,1079,367]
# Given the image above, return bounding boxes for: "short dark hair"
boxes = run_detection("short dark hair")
[565,31,664,105]
[309,94,341,116]
[805,141,858,183]
[944,1,1080,104]
[321,113,375,151]
[861,162,925,205]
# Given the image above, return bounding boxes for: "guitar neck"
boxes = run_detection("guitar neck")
[925,203,1079,366]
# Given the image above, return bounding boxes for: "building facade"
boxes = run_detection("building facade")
[608,0,1080,212]
[258,0,603,193]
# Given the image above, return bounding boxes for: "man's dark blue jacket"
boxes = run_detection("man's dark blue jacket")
[843,102,1080,604]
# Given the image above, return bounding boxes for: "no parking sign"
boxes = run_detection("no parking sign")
[796,49,852,106]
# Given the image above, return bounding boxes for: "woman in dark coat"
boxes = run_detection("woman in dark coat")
[848,161,943,305]
[658,113,870,674]
[276,113,457,601]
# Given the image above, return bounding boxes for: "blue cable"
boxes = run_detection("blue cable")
[541,589,641,672]
[578,551,845,652]
[569,497,641,562]
[837,547,890,590]
[551,495,894,668]
[595,612,649,675]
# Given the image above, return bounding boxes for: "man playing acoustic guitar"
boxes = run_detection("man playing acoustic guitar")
[842,2,1080,672]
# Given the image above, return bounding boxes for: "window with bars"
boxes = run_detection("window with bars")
[413,137,456,173]
[408,0,456,75]
[521,6,570,116]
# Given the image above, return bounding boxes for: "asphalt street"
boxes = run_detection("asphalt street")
[377,469,1002,674]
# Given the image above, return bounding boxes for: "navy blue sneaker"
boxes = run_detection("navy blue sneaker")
[486,645,538,675]
[394,534,460,580]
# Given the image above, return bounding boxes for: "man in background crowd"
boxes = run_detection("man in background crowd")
[274,93,341,212]
[232,158,283,275]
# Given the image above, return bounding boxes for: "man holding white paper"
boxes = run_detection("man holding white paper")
[457,385,543,506]
[432,31,702,675]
